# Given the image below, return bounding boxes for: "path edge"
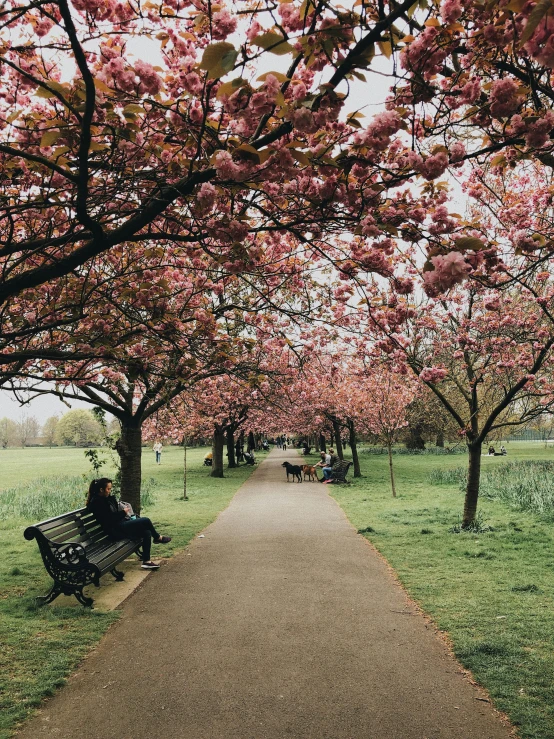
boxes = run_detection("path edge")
[325,484,519,738]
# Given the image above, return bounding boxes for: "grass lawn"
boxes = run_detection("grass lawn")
[0,444,261,739]
[323,441,554,739]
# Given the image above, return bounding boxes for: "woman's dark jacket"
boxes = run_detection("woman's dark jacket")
[87,495,126,538]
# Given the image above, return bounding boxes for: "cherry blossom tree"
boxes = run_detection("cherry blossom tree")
[0,0,428,327]
[353,283,554,525]
[348,366,416,496]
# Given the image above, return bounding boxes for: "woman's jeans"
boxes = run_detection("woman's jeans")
[155,451,161,464]
[117,517,160,561]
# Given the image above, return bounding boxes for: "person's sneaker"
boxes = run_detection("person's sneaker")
[141,561,160,570]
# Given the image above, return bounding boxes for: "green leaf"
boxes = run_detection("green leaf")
[453,237,487,251]
[252,32,295,55]
[40,130,60,147]
[123,104,144,116]
[257,71,290,82]
[520,0,553,45]
[377,40,393,59]
[216,78,248,100]
[289,149,310,166]
[233,144,261,164]
[35,87,58,99]
[199,42,238,79]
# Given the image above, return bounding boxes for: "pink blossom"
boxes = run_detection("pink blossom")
[212,9,238,40]
[449,141,465,163]
[196,182,217,210]
[401,28,447,79]
[278,3,304,32]
[417,151,449,180]
[489,77,519,119]
[419,367,448,383]
[423,252,471,294]
[523,15,554,67]
[105,57,135,92]
[525,112,554,148]
[183,72,203,95]
[214,150,241,179]
[135,60,162,95]
[440,0,462,24]
[354,110,403,152]
[289,107,317,133]
[247,20,262,43]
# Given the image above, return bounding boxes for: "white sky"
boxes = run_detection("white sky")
[0,391,92,423]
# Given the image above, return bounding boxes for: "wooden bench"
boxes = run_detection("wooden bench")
[330,460,352,483]
[24,507,141,607]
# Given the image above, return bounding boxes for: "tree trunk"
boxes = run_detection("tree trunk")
[332,420,344,460]
[235,432,244,463]
[226,427,236,468]
[183,439,188,500]
[115,419,143,514]
[387,442,396,498]
[462,442,482,528]
[211,427,225,478]
[247,431,255,453]
[319,433,326,453]
[348,420,361,478]
[436,430,444,447]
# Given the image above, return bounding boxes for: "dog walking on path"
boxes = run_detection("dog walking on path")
[282,461,303,482]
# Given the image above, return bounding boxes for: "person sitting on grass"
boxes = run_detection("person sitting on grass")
[86,477,171,571]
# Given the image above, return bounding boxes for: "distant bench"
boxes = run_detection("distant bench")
[330,460,352,483]
[24,508,141,607]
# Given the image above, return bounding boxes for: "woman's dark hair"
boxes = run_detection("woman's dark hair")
[86,477,113,505]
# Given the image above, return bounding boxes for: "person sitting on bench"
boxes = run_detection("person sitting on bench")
[86,478,171,571]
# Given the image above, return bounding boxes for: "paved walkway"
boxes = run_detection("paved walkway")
[18,448,512,739]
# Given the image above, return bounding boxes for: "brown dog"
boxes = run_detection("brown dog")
[303,464,318,482]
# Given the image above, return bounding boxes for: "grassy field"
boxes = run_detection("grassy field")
[0,444,261,739]
[321,441,554,739]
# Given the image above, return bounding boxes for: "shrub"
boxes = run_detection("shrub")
[0,475,157,520]
[0,476,86,519]
[428,466,467,485]
[362,446,466,456]
[474,460,554,517]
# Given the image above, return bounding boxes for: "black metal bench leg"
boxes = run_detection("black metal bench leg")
[74,587,94,608]
[110,567,125,581]
[36,583,63,606]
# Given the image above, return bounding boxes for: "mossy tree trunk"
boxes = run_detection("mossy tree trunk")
[332,419,344,460]
[211,426,225,478]
[387,441,396,498]
[462,441,482,528]
[226,427,236,468]
[115,418,142,514]
[347,419,361,477]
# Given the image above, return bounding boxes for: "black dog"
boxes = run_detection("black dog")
[282,461,303,483]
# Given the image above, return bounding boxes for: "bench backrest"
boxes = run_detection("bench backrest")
[331,460,352,478]
[24,507,110,549]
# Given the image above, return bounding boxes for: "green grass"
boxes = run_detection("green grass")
[325,441,554,739]
[0,445,261,739]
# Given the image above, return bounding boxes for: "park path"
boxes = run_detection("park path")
[17,447,512,739]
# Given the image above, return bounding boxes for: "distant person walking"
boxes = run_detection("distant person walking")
[153,441,162,465]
